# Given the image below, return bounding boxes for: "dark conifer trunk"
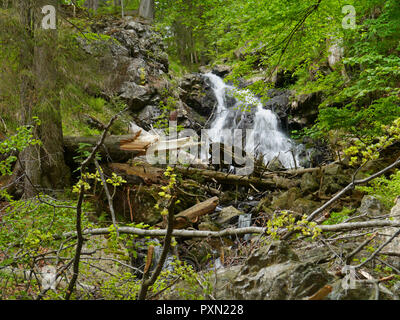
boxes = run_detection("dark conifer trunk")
[18,0,70,197]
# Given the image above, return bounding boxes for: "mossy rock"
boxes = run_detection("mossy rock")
[256,196,273,213]
[271,188,301,210]
[300,172,320,194]
[292,198,321,214]
[321,174,351,195]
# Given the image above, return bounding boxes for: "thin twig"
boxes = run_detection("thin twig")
[355,229,400,269]
[94,159,119,237]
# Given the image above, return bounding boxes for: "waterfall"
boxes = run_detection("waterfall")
[204,73,299,169]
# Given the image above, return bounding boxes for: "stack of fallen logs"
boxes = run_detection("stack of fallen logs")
[63,124,348,231]
[64,123,333,189]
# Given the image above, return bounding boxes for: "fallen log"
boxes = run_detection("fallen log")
[108,162,165,185]
[63,135,141,163]
[156,196,219,229]
[260,161,340,178]
[175,166,278,189]
[64,126,205,166]
[105,162,280,191]
[57,220,400,240]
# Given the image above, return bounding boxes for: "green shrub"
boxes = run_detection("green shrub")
[357,170,400,209]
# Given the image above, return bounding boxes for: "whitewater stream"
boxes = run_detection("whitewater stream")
[204,73,299,169]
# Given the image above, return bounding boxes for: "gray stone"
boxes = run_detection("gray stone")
[300,172,320,194]
[324,164,341,176]
[212,65,232,78]
[357,195,384,217]
[126,21,146,34]
[126,58,148,84]
[179,74,217,118]
[292,198,320,214]
[271,187,301,210]
[119,82,152,110]
[320,174,350,195]
[136,105,162,129]
[216,206,243,225]
[381,199,400,264]
[227,242,332,300]
[327,279,395,300]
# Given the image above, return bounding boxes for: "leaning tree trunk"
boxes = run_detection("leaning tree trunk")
[138,0,154,21]
[19,0,70,197]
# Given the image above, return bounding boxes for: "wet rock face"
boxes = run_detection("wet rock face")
[263,89,291,132]
[179,74,217,118]
[211,65,232,78]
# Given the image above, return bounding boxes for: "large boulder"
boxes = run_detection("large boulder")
[216,206,244,225]
[357,195,385,218]
[179,74,217,118]
[381,199,400,268]
[225,242,332,300]
[290,91,322,130]
[271,187,301,210]
[300,172,320,194]
[119,82,154,111]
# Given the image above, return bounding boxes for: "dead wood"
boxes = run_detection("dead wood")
[156,196,219,229]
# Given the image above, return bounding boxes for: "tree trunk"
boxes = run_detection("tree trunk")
[18,0,70,197]
[84,0,99,13]
[63,135,142,164]
[138,0,154,21]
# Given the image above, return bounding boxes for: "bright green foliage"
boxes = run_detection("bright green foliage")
[357,170,400,209]
[0,121,41,176]
[156,0,400,141]
[0,196,93,267]
[100,257,213,300]
[344,118,400,166]
[154,96,179,133]
[316,0,400,139]
[0,121,41,202]
[155,259,214,300]
[322,207,354,225]
[267,211,321,240]
[154,166,180,215]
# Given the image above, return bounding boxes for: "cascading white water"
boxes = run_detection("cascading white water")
[204,72,299,169]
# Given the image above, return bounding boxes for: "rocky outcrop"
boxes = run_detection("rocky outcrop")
[217,242,332,300]
[76,17,216,134]
[215,206,244,225]
[178,73,217,119]
[357,195,385,218]
[381,199,400,268]
[78,17,169,113]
